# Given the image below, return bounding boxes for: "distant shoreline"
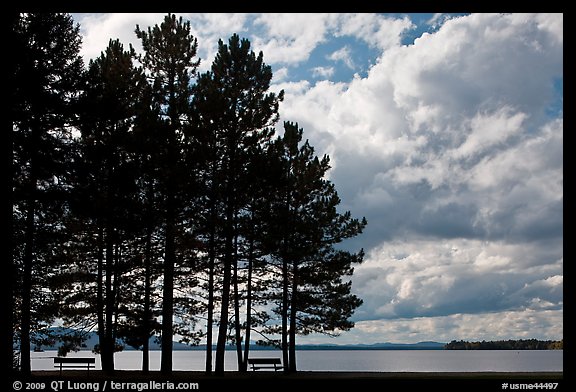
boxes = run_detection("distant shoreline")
[30,346,564,352]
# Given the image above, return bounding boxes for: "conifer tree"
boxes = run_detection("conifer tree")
[11,12,84,374]
[10,13,369,377]
[129,77,164,373]
[268,122,367,373]
[71,38,149,373]
[192,34,283,374]
[135,14,200,373]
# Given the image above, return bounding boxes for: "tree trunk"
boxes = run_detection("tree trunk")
[9,110,15,373]
[161,195,175,373]
[161,73,179,374]
[281,256,289,373]
[96,225,106,369]
[232,232,243,371]
[216,146,236,375]
[215,224,233,375]
[205,224,215,373]
[142,207,153,373]
[205,167,217,374]
[113,242,122,352]
[20,190,36,375]
[288,260,298,373]
[102,223,115,373]
[242,236,255,372]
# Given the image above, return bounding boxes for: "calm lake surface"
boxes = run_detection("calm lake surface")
[32,350,563,372]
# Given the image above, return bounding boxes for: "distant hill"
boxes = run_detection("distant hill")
[32,328,191,352]
[31,328,445,351]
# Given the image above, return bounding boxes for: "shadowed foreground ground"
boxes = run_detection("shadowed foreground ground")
[30,370,563,380]
[16,371,565,391]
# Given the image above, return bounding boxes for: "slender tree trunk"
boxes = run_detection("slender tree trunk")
[96,225,105,367]
[20,187,36,375]
[205,164,218,374]
[281,155,293,373]
[20,126,41,374]
[232,231,243,371]
[102,223,115,372]
[161,194,176,374]
[10,166,16,371]
[216,146,236,375]
[281,256,289,373]
[288,260,298,373]
[142,201,153,373]
[112,242,121,350]
[162,77,179,374]
[215,221,232,375]
[242,236,255,372]
[233,271,243,371]
[9,113,15,373]
[205,223,215,374]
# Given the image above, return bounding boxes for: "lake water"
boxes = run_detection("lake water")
[31,350,563,372]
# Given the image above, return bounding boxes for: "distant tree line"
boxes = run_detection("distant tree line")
[10,13,367,376]
[444,339,563,350]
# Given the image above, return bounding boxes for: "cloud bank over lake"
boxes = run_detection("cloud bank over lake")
[73,13,563,344]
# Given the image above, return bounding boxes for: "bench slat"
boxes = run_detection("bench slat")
[55,365,96,368]
[247,358,283,371]
[54,357,96,363]
[54,358,96,375]
[247,358,282,364]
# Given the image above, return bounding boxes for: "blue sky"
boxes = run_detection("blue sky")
[72,13,563,345]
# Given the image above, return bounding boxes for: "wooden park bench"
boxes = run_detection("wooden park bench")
[247,357,284,371]
[54,357,96,375]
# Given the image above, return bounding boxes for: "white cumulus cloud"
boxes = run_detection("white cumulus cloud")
[71,12,563,344]
[275,14,563,339]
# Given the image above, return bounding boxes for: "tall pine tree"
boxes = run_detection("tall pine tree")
[268,122,367,373]
[11,13,84,374]
[73,38,149,373]
[192,34,283,374]
[135,14,200,373]
[128,71,164,373]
